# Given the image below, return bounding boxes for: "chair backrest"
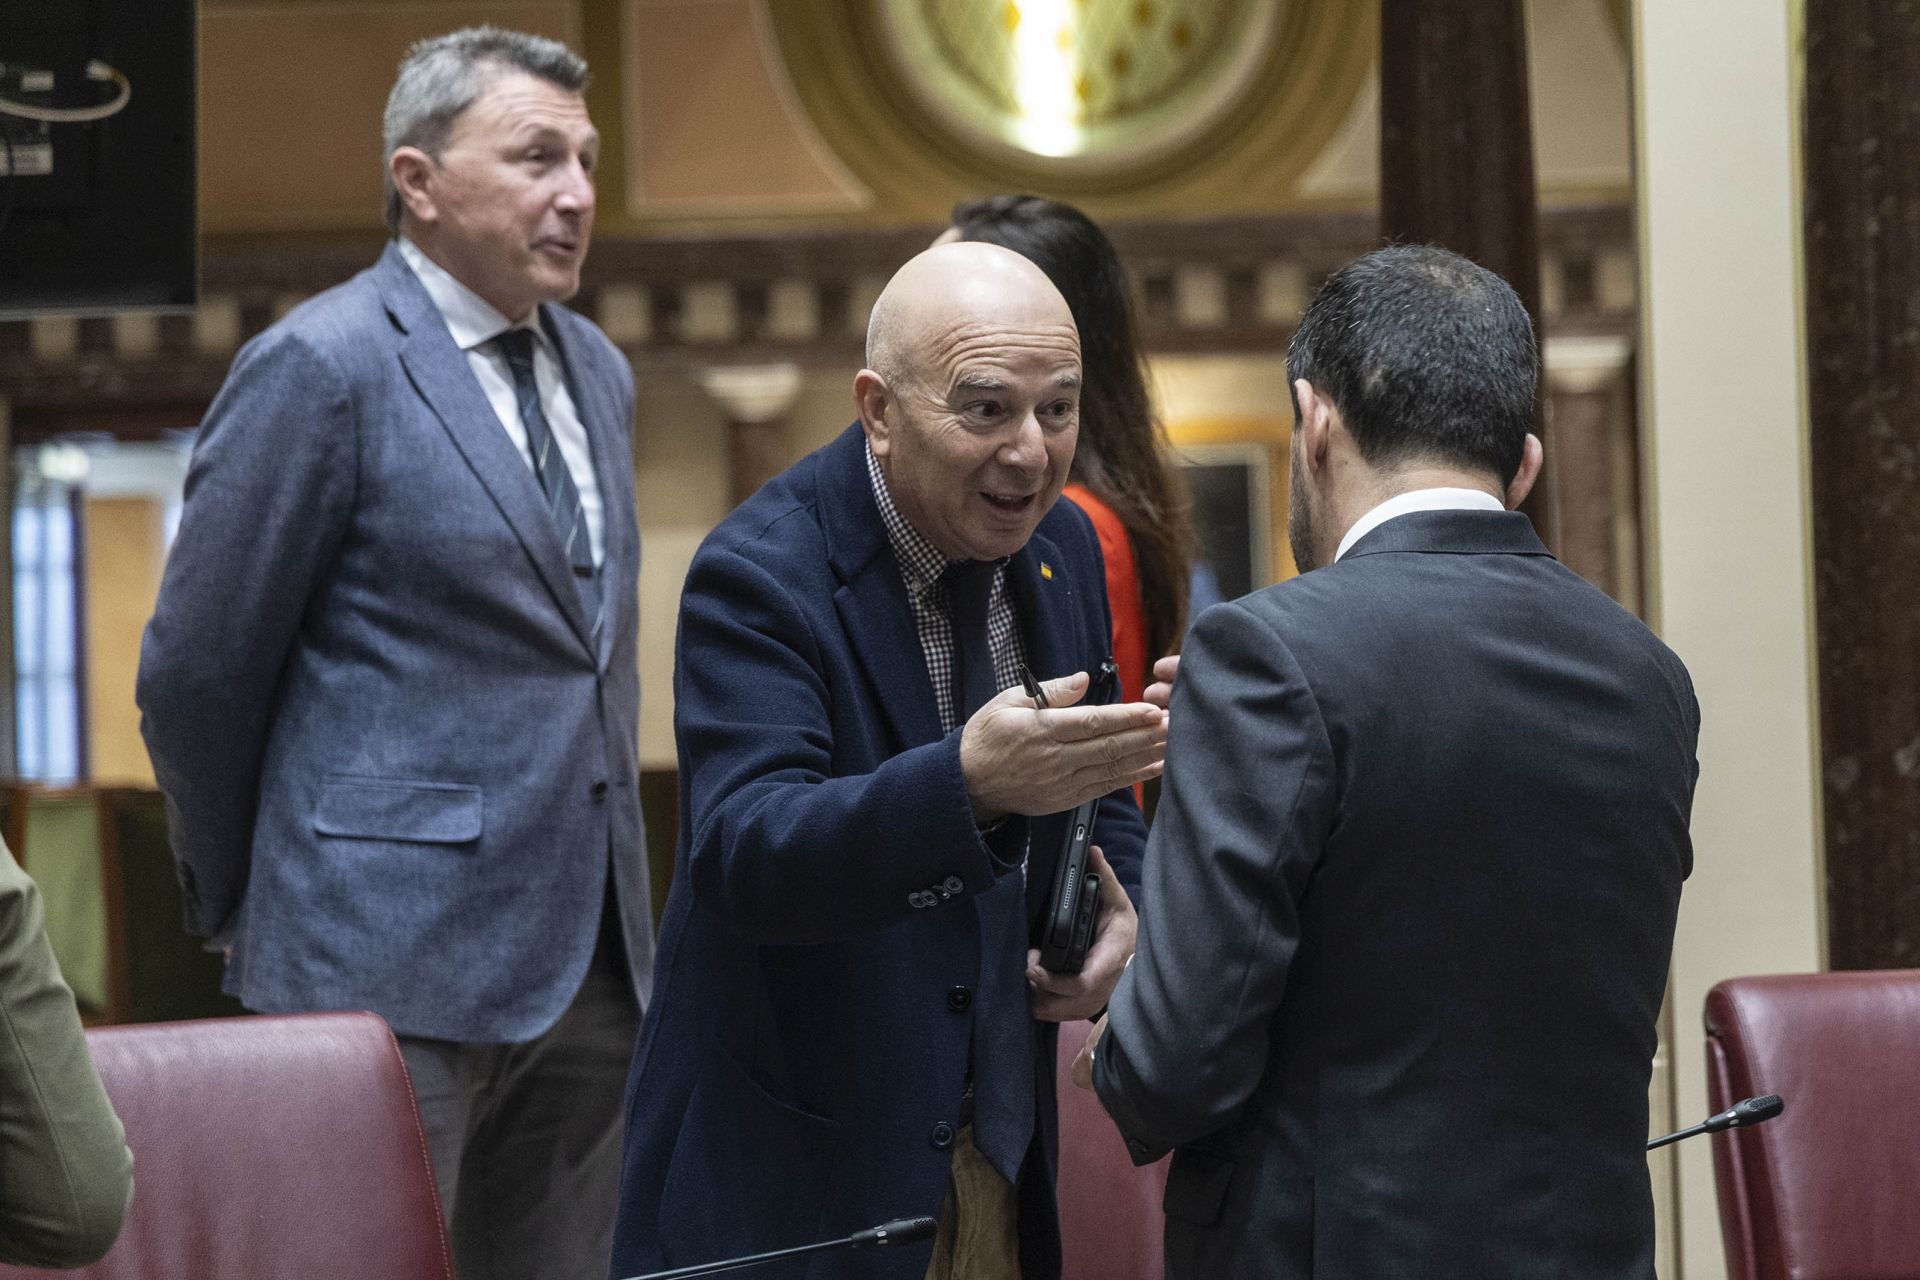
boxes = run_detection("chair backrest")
[1704,969,1920,1280]
[1053,1028,1167,1280]
[0,1012,452,1280]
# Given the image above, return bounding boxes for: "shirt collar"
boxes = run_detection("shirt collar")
[396,236,532,352]
[865,440,951,595]
[1334,487,1505,563]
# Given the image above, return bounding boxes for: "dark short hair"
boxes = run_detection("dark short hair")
[1287,244,1537,484]
[382,26,588,233]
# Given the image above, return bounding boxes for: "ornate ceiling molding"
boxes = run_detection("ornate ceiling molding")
[759,0,1377,216]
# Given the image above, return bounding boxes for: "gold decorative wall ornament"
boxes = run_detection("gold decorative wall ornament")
[761,0,1375,214]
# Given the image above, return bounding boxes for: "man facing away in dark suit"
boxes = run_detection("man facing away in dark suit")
[1076,245,1701,1278]
[137,27,649,1280]
[610,242,1165,1280]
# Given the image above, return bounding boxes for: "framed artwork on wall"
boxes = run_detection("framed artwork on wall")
[1177,441,1273,605]
[1167,413,1295,612]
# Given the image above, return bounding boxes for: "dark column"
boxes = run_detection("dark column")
[1805,7,1920,969]
[1379,0,1553,547]
[1542,337,1633,605]
[698,364,802,509]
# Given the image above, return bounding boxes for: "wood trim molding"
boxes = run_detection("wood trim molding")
[0,204,1636,434]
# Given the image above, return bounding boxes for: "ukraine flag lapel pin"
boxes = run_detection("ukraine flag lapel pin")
[1040,562,1054,581]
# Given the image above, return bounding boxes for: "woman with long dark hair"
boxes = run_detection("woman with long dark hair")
[947,194,1194,705]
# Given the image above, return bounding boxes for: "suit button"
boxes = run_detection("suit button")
[942,876,963,894]
[929,1121,955,1150]
[907,891,930,909]
[946,986,972,1013]
[590,780,609,801]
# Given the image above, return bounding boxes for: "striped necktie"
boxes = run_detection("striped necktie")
[494,328,601,631]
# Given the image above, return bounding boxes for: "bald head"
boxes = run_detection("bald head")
[867,241,1079,389]
[854,241,1083,563]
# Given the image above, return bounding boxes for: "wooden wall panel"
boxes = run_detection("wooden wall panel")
[199,2,580,233]
[622,0,867,217]
[82,498,165,787]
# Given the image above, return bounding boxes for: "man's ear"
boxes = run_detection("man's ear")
[1293,378,1336,478]
[390,147,438,226]
[853,370,891,457]
[1505,432,1544,509]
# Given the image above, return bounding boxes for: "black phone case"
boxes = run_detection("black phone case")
[1036,658,1120,975]
[1038,800,1097,973]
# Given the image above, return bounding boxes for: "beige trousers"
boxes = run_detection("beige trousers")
[923,1123,1022,1280]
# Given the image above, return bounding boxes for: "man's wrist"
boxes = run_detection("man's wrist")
[968,792,1008,827]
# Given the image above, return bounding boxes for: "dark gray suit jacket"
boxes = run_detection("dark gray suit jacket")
[1094,510,1699,1278]
[138,243,651,1043]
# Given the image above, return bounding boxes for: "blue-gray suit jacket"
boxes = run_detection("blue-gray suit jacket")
[137,242,651,1044]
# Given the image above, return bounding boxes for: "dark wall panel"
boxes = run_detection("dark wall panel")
[1806,7,1920,969]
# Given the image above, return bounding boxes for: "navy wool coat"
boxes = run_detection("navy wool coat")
[611,424,1147,1279]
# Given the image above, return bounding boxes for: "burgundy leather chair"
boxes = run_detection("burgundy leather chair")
[1704,970,1920,1280]
[0,1012,451,1280]
[1054,1029,1168,1280]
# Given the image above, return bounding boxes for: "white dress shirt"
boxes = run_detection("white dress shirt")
[1334,487,1505,563]
[397,237,605,567]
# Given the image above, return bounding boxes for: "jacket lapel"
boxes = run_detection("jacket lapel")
[1006,527,1084,689]
[378,246,596,654]
[819,426,945,751]
[1005,523,1094,924]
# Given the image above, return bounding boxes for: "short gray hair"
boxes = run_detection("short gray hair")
[382,26,588,233]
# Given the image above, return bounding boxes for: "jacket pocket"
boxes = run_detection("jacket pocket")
[312,777,483,844]
[658,1041,841,1265]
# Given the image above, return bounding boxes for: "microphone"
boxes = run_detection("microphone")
[848,1217,939,1248]
[618,1215,939,1280]
[1646,1094,1784,1150]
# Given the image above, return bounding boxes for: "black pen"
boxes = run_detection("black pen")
[1018,662,1049,710]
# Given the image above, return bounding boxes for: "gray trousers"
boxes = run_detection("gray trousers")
[399,897,639,1280]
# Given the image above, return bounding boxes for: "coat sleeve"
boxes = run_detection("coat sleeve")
[1093,599,1334,1160]
[136,325,359,939]
[0,845,133,1268]
[674,543,1029,946]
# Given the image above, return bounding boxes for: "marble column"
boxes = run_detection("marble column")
[1636,4,1822,1272]
[1805,5,1920,970]
[1378,0,1553,546]
[698,363,803,509]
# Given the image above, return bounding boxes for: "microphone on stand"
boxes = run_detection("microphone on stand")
[1646,1093,1784,1150]
[618,1215,939,1280]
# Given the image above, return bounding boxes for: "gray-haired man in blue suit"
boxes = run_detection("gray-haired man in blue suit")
[137,27,648,1280]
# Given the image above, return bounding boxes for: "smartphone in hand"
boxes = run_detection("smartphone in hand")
[1036,658,1117,974]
